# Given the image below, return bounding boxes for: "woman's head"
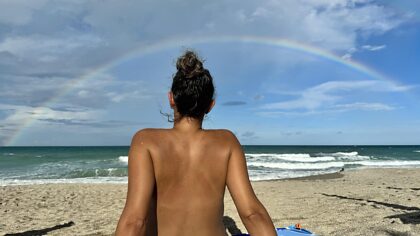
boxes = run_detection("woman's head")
[169,50,215,120]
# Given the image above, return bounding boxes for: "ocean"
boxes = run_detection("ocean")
[1,145,420,186]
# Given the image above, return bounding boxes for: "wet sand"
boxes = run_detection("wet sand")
[1,168,420,235]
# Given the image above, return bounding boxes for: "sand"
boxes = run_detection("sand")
[1,168,420,236]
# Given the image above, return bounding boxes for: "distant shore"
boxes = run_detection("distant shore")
[1,168,420,235]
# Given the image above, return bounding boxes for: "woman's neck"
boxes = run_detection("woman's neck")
[173,115,203,133]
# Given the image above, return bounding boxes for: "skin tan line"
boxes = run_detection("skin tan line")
[115,83,276,236]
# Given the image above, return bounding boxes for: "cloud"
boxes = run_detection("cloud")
[0,35,104,59]
[342,44,387,59]
[260,80,406,112]
[0,1,48,26]
[333,102,395,111]
[282,131,303,136]
[253,94,264,101]
[0,0,412,109]
[0,103,101,143]
[241,131,258,139]
[37,118,144,128]
[3,105,100,123]
[362,44,387,51]
[222,101,247,106]
[0,72,153,108]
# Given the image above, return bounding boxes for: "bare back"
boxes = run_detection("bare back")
[146,128,230,235]
[116,127,276,236]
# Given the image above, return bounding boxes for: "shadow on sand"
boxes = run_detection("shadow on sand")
[321,193,420,225]
[5,217,243,236]
[4,221,75,236]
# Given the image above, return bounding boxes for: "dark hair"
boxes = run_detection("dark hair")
[170,50,215,120]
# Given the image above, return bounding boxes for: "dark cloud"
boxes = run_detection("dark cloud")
[253,94,264,101]
[282,131,303,136]
[241,131,258,139]
[222,101,247,106]
[47,105,89,112]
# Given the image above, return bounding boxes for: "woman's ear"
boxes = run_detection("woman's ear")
[206,100,216,114]
[168,91,175,108]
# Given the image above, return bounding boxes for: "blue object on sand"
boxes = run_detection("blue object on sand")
[276,225,315,236]
[234,225,316,236]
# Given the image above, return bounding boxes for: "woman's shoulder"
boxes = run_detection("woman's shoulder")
[131,128,239,144]
[205,128,235,136]
[131,128,170,142]
[205,129,240,143]
[133,128,174,135]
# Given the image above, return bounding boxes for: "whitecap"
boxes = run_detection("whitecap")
[351,160,420,167]
[118,156,128,163]
[248,161,344,170]
[246,153,334,162]
[0,177,128,186]
[331,151,358,156]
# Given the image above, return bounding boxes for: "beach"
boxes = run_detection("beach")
[1,168,420,236]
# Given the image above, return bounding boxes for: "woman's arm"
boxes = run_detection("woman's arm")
[225,131,276,236]
[115,130,156,236]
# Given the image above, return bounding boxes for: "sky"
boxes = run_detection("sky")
[0,0,419,146]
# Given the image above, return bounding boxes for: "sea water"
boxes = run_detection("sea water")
[1,145,420,185]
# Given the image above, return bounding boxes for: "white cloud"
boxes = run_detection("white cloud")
[342,53,353,60]
[342,44,387,59]
[333,102,395,111]
[362,44,387,51]
[33,0,412,51]
[261,80,408,112]
[0,0,412,84]
[0,35,104,60]
[0,72,153,109]
[0,104,100,124]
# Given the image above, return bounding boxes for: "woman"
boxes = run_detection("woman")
[116,51,276,236]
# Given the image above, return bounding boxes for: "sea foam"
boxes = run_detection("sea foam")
[118,156,128,163]
[246,153,335,162]
[351,160,420,167]
[248,161,345,170]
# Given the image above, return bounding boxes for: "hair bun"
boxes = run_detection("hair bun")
[176,50,204,79]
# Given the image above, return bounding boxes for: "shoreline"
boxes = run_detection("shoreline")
[1,168,420,235]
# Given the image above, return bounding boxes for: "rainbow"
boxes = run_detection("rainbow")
[4,35,403,146]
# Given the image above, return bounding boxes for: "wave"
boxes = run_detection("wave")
[246,153,310,158]
[118,156,128,163]
[246,153,335,162]
[351,160,420,167]
[249,169,339,181]
[246,152,369,162]
[248,161,344,170]
[332,151,358,156]
[414,150,420,153]
[2,152,15,156]
[0,177,128,186]
[64,168,128,178]
[335,155,370,161]
[248,159,420,171]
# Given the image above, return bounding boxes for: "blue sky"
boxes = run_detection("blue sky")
[0,0,419,146]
